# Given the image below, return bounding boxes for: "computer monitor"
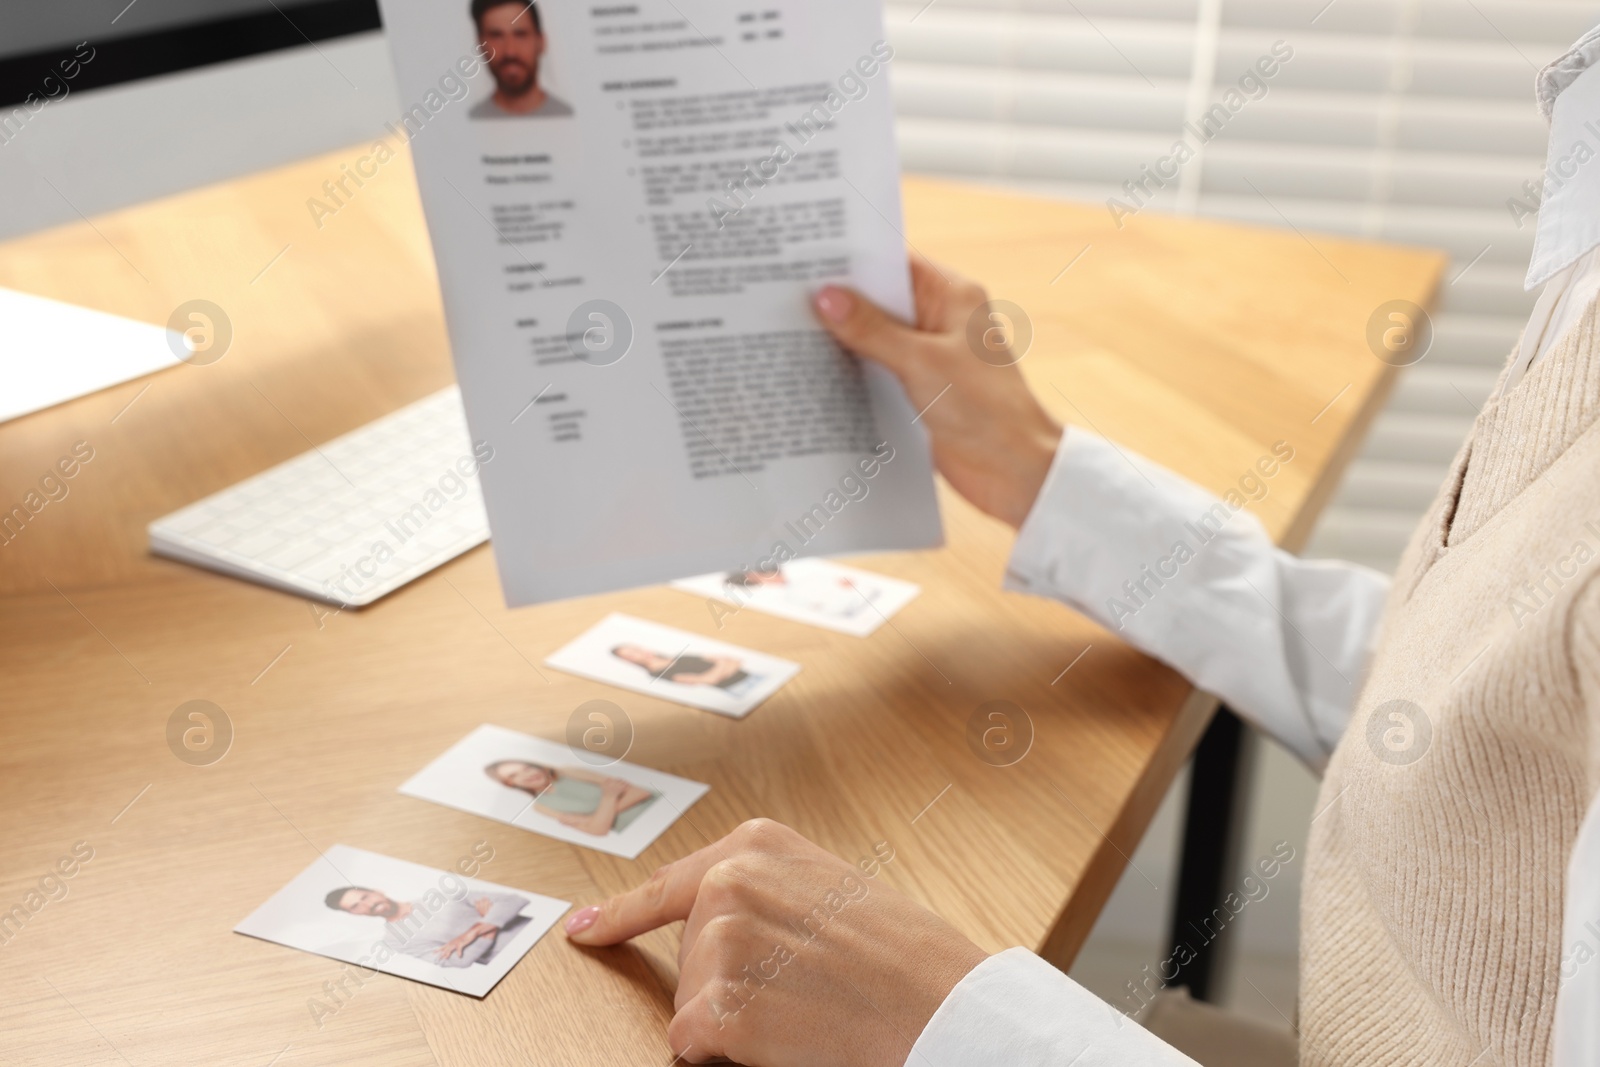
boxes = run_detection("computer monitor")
[0,1,380,108]
[0,1,393,241]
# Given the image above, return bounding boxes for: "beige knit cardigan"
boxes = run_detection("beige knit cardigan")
[1300,294,1600,1066]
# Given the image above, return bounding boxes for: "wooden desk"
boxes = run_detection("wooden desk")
[0,148,1443,1066]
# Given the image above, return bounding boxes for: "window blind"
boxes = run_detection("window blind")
[887,0,1599,570]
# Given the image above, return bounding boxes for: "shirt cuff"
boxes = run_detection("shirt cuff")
[907,948,1199,1066]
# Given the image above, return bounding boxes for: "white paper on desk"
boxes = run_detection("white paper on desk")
[375,0,942,605]
[0,288,185,424]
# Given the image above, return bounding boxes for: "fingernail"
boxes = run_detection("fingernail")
[564,905,600,936]
[815,288,852,323]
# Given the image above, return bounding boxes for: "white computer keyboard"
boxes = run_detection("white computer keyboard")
[149,387,491,607]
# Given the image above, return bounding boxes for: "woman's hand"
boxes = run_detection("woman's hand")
[435,921,499,961]
[546,781,626,836]
[813,254,1063,529]
[565,819,987,1067]
[553,811,602,834]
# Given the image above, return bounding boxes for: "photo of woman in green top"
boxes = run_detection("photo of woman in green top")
[485,759,659,837]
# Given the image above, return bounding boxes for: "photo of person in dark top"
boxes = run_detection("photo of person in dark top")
[544,615,800,718]
[610,644,759,694]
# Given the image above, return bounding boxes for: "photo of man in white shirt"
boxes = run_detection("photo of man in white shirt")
[327,884,531,968]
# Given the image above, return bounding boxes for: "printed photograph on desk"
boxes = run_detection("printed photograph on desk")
[234,844,568,999]
[400,724,710,860]
[671,558,919,637]
[546,613,801,718]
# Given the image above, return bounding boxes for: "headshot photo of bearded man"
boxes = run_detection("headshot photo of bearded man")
[468,0,572,119]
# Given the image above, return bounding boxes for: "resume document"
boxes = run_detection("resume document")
[376,0,941,604]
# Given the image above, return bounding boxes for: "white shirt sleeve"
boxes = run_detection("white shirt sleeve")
[909,948,1198,1066]
[1003,430,1390,771]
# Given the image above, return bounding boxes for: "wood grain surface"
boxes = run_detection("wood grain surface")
[0,145,1444,1066]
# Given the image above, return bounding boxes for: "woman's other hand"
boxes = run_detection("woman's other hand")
[813,254,1062,528]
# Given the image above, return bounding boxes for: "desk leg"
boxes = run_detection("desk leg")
[1166,705,1251,1002]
